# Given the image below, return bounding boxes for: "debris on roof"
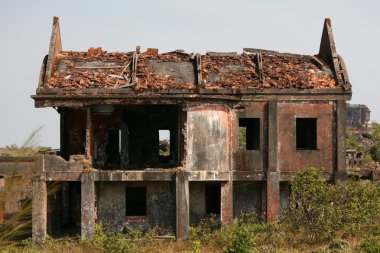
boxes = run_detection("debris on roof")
[46,48,337,90]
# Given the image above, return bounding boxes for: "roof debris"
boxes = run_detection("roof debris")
[46,48,337,90]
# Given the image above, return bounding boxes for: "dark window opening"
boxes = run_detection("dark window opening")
[126,187,147,216]
[106,130,121,168]
[124,105,179,169]
[159,130,171,163]
[206,184,221,215]
[47,182,81,237]
[296,118,317,150]
[239,118,260,150]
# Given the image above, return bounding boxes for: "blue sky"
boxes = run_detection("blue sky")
[0,0,379,148]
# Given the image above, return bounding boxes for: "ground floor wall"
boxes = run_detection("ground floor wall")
[97,181,176,235]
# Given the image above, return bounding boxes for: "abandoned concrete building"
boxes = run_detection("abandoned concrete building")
[346,103,371,126]
[29,17,352,243]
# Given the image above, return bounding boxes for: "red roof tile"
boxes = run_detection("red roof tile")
[45,49,337,90]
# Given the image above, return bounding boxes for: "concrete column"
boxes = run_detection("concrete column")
[335,100,348,183]
[121,123,129,169]
[81,173,96,239]
[58,108,66,159]
[85,108,93,163]
[176,170,189,240]
[266,100,280,221]
[266,172,280,221]
[32,175,47,243]
[221,180,233,226]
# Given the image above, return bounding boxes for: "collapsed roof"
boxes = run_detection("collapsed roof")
[33,17,352,105]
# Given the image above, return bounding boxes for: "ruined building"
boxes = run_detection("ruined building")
[30,17,351,242]
[346,103,371,126]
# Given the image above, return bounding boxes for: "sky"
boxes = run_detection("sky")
[0,0,379,148]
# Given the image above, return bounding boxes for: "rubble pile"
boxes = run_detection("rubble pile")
[47,48,338,90]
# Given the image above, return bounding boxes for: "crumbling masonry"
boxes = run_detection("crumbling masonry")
[30,17,352,242]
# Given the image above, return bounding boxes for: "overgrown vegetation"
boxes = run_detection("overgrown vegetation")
[4,167,380,252]
[4,130,380,253]
[347,122,380,164]
[369,122,380,162]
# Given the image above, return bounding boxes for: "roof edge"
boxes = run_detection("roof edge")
[317,18,349,88]
[42,16,62,87]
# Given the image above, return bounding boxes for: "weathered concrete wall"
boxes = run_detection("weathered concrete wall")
[233,102,267,172]
[97,181,176,234]
[277,102,334,172]
[0,158,34,220]
[0,157,35,175]
[233,182,263,219]
[97,182,126,230]
[186,104,230,171]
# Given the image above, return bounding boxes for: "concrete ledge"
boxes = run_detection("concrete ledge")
[46,171,82,181]
[39,169,337,182]
[233,171,265,181]
[95,170,177,181]
[188,171,230,181]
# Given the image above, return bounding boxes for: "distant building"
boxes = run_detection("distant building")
[346,103,371,126]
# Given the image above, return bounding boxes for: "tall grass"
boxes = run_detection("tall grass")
[0,127,53,248]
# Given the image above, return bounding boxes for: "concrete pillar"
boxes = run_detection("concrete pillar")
[58,108,66,159]
[266,100,280,221]
[121,123,129,169]
[176,170,189,239]
[266,172,280,221]
[81,173,96,239]
[221,181,233,226]
[85,108,93,163]
[32,175,47,243]
[335,100,348,183]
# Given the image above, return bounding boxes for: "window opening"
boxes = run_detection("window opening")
[239,118,260,150]
[106,129,121,167]
[206,184,221,215]
[126,187,147,216]
[159,129,171,165]
[296,118,317,150]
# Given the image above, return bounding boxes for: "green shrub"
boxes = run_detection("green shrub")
[335,180,380,236]
[327,239,350,252]
[357,236,380,253]
[104,232,132,253]
[364,154,375,166]
[192,240,202,253]
[224,226,256,253]
[346,132,363,152]
[286,168,336,243]
[189,214,218,242]
[83,224,132,253]
[370,143,380,162]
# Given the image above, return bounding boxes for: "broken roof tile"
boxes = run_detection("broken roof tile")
[45,49,338,91]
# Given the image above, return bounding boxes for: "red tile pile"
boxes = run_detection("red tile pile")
[136,52,196,89]
[49,50,133,89]
[261,54,336,89]
[46,48,337,90]
[201,54,336,89]
[201,55,261,89]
